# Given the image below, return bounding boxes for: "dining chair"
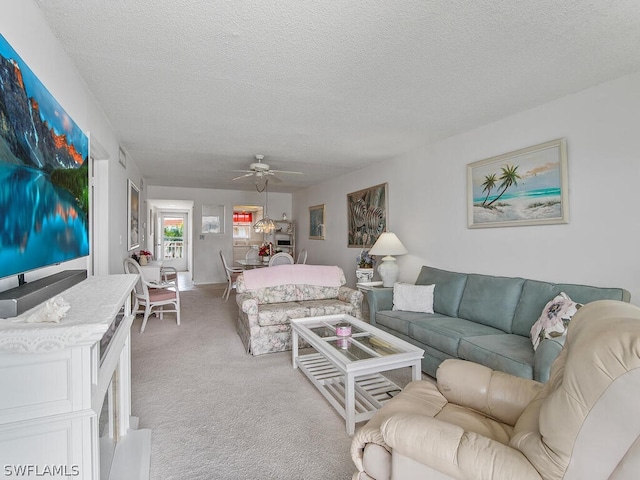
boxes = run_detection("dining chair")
[161,266,179,289]
[245,246,260,262]
[296,249,308,264]
[220,250,244,301]
[268,252,294,266]
[123,258,181,333]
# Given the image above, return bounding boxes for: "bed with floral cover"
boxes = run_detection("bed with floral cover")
[235,264,363,355]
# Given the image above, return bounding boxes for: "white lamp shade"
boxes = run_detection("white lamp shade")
[368,232,408,287]
[368,232,408,256]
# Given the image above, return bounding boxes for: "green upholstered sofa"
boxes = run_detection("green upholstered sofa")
[367,266,630,382]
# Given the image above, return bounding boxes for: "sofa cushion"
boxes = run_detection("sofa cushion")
[458,274,524,333]
[511,280,559,337]
[415,266,468,317]
[237,283,342,304]
[238,283,300,304]
[557,283,630,304]
[375,310,417,336]
[512,279,631,337]
[256,302,309,327]
[241,264,343,289]
[296,285,341,302]
[409,316,504,357]
[236,264,346,304]
[458,334,534,379]
[299,299,355,317]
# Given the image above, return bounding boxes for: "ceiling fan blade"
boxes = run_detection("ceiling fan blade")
[268,175,283,183]
[231,169,254,173]
[232,172,255,181]
[270,169,303,175]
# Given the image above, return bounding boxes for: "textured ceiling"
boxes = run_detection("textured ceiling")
[34,0,640,193]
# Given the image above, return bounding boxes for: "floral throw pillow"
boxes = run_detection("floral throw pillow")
[530,292,581,350]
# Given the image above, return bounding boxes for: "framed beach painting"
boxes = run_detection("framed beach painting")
[467,139,569,228]
[309,204,325,240]
[347,183,387,247]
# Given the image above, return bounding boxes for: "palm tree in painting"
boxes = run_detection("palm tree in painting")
[480,173,497,206]
[486,164,521,207]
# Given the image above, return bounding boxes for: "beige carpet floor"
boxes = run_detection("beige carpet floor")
[130,278,416,480]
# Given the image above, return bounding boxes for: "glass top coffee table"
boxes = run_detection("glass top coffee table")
[291,314,424,434]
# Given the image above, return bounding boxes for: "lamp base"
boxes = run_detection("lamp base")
[377,255,399,287]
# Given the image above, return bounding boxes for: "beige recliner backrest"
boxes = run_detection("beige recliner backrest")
[511,300,640,480]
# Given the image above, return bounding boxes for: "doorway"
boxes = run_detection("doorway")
[232,205,264,264]
[160,211,188,271]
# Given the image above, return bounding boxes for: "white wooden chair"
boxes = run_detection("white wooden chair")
[161,266,179,289]
[219,250,244,301]
[268,252,294,266]
[296,249,308,264]
[245,246,260,262]
[123,258,181,332]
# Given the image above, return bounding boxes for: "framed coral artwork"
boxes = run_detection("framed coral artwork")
[347,183,387,247]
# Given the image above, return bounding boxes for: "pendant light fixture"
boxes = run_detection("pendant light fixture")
[253,179,277,234]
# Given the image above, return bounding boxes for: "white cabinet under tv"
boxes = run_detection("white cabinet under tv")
[0,274,150,480]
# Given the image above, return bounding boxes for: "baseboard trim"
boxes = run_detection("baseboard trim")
[108,426,151,480]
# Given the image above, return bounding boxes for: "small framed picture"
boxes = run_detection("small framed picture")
[202,205,225,234]
[309,204,325,240]
[127,179,140,250]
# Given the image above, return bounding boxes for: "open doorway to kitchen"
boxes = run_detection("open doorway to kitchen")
[232,205,264,264]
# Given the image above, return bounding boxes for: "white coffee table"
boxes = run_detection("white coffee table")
[291,314,424,434]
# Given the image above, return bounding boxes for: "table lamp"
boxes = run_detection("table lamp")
[367,232,408,287]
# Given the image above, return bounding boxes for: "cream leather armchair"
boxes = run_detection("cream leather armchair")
[352,299,640,480]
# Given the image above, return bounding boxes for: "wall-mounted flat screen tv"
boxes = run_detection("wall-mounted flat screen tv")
[0,34,89,280]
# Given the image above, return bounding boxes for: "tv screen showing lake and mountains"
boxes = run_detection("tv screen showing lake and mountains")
[0,34,89,279]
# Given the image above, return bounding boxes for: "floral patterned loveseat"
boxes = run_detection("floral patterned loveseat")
[235,264,363,355]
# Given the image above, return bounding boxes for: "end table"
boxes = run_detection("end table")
[356,282,392,321]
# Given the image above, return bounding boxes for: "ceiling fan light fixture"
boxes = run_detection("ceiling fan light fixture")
[231,154,304,184]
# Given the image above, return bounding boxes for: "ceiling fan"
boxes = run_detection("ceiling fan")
[232,155,303,184]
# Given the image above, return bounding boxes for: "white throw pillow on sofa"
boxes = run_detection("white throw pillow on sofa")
[530,292,581,350]
[392,283,435,313]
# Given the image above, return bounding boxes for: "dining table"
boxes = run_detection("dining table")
[139,260,163,281]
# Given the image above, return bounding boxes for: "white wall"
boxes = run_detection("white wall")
[110,160,145,275]
[293,72,640,305]
[146,185,292,284]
